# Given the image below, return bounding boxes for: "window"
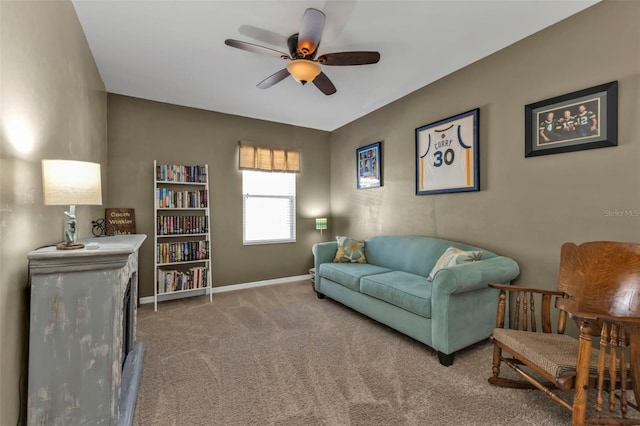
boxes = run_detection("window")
[242,170,296,245]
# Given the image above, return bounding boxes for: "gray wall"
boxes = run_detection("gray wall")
[0,1,107,424]
[329,1,640,292]
[106,95,331,298]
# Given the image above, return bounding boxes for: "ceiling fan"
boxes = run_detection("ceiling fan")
[224,8,380,96]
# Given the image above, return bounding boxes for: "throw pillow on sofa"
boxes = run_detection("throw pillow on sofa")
[427,246,483,281]
[333,236,367,263]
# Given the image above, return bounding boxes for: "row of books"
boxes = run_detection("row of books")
[157,215,208,235]
[156,164,207,183]
[156,241,209,264]
[157,267,208,294]
[156,188,208,208]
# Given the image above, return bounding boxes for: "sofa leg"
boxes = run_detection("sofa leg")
[437,351,455,367]
[315,291,325,299]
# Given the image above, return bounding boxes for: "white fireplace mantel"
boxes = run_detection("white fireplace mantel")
[27,234,146,425]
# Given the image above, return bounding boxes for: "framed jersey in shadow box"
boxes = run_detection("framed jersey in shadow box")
[525,81,617,157]
[415,108,479,195]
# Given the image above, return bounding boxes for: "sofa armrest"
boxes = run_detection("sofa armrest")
[312,241,338,275]
[430,256,520,354]
[431,256,520,296]
[312,242,338,291]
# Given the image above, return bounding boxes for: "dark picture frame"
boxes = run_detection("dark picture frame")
[525,81,617,157]
[415,108,479,195]
[356,142,382,189]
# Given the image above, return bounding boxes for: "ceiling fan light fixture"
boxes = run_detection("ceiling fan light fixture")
[298,40,315,56]
[225,8,378,95]
[287,59,321,85]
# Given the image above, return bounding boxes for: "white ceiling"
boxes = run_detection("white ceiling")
[72,0,599,132]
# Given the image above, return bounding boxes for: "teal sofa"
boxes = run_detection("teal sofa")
[312,235,520,366]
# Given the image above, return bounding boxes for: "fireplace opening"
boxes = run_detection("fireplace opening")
[122,276,133,368]
[118,270,144,426]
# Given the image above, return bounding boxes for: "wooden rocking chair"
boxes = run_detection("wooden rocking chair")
[488,241,640,425]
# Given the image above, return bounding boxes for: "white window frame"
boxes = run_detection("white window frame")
[242,170,296,245]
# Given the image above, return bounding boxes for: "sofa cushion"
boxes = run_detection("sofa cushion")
[427,246,483,281]
[319,263,392,292]
[360,271,432,318]
[364,236,495,277]
[334,236,367,263]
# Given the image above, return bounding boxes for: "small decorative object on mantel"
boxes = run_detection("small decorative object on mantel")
[105,208,136,235]
[91,218,115,237]
[356,142,382,189]
[524,81,617,157]
[415,108,479,195]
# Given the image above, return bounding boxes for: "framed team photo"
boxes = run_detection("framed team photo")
[415,109,479,195]
[524,81,617,157]
[356,141,382,189]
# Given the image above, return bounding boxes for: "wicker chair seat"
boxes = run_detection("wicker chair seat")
[492,328,603,378]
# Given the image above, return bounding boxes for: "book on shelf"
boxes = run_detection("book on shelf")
[157,266,208,293]
[156,164,207,183]
[155,188,208,208]
[157,215,208,235]
[156,241,209,264]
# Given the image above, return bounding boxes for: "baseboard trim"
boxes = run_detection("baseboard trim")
[138,274,310,305]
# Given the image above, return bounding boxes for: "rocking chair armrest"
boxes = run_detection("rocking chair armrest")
[490,284,568,332]
[489,283,566,297]
[557,298,640,325]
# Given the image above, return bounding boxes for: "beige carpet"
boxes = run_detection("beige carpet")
[133,281,635,425]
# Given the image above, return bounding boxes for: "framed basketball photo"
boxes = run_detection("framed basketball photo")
[356,142,382,189]
[415,109,479,195]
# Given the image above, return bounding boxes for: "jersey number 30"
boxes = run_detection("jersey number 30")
[433,149,455,167]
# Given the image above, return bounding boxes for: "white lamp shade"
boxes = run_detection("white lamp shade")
[42,160,103,205]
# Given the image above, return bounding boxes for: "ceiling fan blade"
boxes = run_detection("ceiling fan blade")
[317,51,381,66]
[297,8,325,56]
[312,72,336,96]
[256,68,290,89]
[224,39,290,60]
[238,24,288,47]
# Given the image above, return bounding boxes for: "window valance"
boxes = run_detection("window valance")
[238,141,300,173]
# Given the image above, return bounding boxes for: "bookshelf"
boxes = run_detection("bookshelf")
[153,161,212,311]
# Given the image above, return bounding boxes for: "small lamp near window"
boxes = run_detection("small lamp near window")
[315,217,327,236]
[42,160,103,250]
